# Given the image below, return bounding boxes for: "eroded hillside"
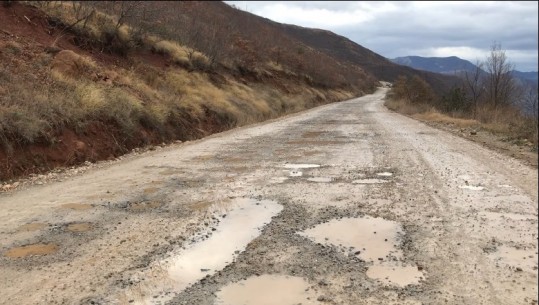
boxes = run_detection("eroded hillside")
[0,1,381,180]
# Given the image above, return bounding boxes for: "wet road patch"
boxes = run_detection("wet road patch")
[17,223,48,232]
[299,216,423,287]
[215,274,322,305]
[121,198,283,304]
[66,222,93,233]
[4,243,59,258]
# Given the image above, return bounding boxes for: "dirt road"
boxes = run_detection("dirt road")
[1,88,537,305]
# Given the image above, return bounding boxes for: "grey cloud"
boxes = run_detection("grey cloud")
[226,1,538,71]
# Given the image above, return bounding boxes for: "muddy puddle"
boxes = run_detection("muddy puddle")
[66,222,93,233]
[299,216,423,287]
[121,198,283,304]
[17,223,47,232]
[366,264,423,286]
[60,203,92,210]
[215,274,322,305]
[4,243,59,258]
[143,187,159,194]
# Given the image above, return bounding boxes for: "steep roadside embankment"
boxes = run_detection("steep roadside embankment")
[0,2,377,181]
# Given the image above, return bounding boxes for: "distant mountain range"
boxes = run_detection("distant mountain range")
[391,56,538,84]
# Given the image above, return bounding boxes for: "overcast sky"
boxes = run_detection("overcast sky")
[225,1,538,72]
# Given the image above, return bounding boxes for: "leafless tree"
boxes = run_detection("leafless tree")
[50,1,96,47]
[463,59,485,117]
[484,42,517,109]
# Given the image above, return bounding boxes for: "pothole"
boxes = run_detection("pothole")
[17,223,47,232]
[459,185,484,191]
[143,187,159,194]
[130,201,163,211]
[299,216,423,287]
[60,203,92,210]
[352,179,389,184]
[120,198,283,304]
[66,222,93,233]
[270,177,289,184]
[215,274,322,305]
[366,264,423,287]
[282,164,321,169]
[288,170,303,177]
[299,216,403,262]
[307,177,334,183]
[4,243,59,258]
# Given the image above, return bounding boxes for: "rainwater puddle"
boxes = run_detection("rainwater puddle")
[459,185,484,191]
[60,203,92,210]
[376,172,393,177]
[307,177,334,183]
[489,245,538,272]
[366,264,422,287]
[17,223,47,232]
[125,198,283,304]
[215,274,321,305]
[299,216,403,262]
[299,216,423,286]
[352,179,389,184]
[4,243,59,258]
[289,170,303,177]
[66,223,93,233]
[282,163,321,169]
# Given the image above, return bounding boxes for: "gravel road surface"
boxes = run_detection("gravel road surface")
[1,88,537,305]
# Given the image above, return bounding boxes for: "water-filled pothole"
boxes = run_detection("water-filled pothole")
[215,274,322,305]
[459,185,484,191]
[299,216,402,262]
[66,223,93,233]
[122,198,283,304]
[366,264,423,286]
[352,179,389,184]
[282,163,321,169]
[299,216,423,287]
[4,243,59,258]
[307,177,334,183]
[17,223,47,232]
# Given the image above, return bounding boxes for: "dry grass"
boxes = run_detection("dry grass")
[385,96,538,148]
[1,2,363,156]
[413,112,479,128]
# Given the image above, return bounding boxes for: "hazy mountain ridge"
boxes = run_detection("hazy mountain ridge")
[391,55,538,84]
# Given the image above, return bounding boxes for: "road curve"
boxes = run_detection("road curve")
[1,88,537,305]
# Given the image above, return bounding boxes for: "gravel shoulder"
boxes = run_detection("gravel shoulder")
[1,88,537,305]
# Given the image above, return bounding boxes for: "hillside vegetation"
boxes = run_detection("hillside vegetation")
[0,1,382,180]
[386,44,538,149]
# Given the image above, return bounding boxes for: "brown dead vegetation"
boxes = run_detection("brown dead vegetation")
[0,2,377,181]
